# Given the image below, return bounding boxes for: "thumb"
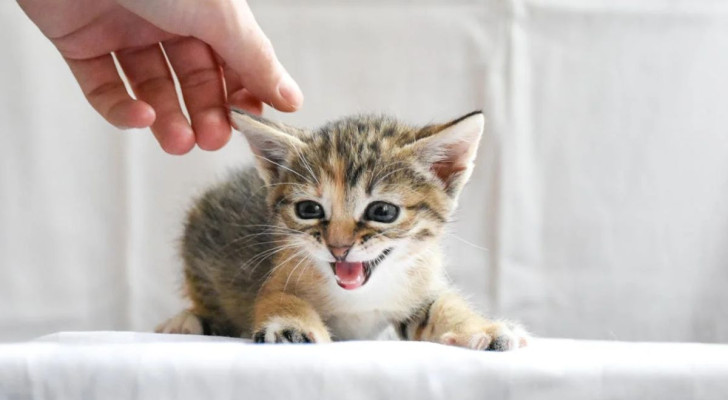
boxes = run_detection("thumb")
[198,2,303,112]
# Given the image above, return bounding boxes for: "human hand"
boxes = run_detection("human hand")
[18,0,303,154]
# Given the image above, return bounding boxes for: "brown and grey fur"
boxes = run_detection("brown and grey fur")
[156,109,529,351]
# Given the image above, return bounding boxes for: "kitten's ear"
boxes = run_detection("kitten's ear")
[230,108,306,184]
[411,111,484,197]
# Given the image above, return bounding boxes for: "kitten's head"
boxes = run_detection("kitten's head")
[231,109,484,291]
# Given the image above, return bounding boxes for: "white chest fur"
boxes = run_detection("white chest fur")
[320,278,411,341]
[314,253,446,341]
[326,312,391,340]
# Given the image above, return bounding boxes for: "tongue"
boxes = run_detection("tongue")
[334,262,365,290]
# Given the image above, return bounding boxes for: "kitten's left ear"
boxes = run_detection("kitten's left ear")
[411,111,484,197]
[230,108,306,184]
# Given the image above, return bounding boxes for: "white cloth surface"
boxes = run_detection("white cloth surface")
[1,332,727,400]
[2,0,728,343]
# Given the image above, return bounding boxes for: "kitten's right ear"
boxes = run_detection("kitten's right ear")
[230,109,306,184]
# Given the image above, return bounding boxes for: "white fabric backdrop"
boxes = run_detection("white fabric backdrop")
[4,333,728,400]
[1,0,727,343]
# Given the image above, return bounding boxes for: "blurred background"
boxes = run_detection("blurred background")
[2,0,728,343]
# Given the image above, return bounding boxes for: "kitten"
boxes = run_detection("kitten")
[156,109,529,351]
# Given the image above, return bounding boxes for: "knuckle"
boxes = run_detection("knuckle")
[134,76,173,94]
[85,81,126,102]
[178,67,221,90]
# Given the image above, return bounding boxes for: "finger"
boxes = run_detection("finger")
[194,1,303,112]
[219,57,243,95]
[163,37,230,151]
[65,55,155,129]
[115,44,195,155]
[228,88,264,116]
[222,65,264,116]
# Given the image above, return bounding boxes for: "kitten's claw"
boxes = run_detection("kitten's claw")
[155,309,203,335]
[253,327,313,343]
[440,321,530,351]
[253,317,329,344]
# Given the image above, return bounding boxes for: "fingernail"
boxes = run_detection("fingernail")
[277,73,304,110]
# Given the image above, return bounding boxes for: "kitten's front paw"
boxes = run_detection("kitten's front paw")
[440,321,530,351]
[155,309,203,335]
[253,317,331,344]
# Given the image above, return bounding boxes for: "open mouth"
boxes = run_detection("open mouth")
[330,248,392,290]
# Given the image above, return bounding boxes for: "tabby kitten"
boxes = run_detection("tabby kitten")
[156,109,529,351]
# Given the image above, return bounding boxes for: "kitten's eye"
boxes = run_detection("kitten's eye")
[364,201,399,223]
[295,201,325,219]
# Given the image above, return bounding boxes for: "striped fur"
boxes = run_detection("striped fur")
[156,110,529,351]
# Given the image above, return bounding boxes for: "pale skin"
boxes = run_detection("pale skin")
[17,0,303,154]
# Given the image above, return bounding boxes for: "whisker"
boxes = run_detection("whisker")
[375,166,412,185]
[217,232,275,252]
[292,142,320,185]
[225,223,305,235]
[260,247,308,288]
[443,232,490,253]
[254,154,312,184]
[294,255,315,289]
[224,238,294,255]
[368,160,410,189]
[242,181,309,207]
[229,241,301,283]
[244,243,301,275]
[283,253,310,292]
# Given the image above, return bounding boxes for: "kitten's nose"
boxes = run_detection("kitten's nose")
[328,245,351,261]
